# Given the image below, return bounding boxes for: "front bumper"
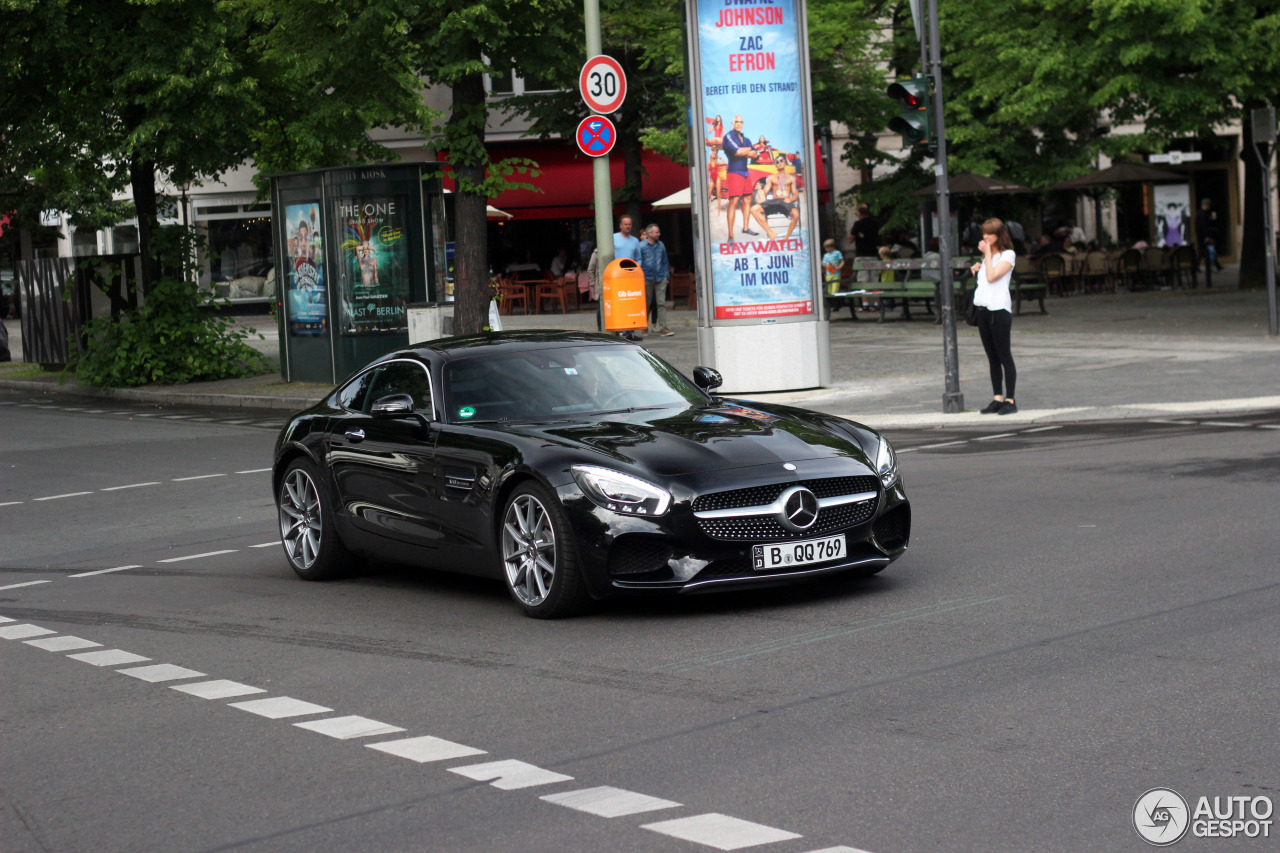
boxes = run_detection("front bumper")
[557,464,911,599]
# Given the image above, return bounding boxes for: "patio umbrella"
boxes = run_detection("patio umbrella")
[443,189,513,219]
[912,172,1036,197]
[649,187,691,210]
[1048,162,1184,190]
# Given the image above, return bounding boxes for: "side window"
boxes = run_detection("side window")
[364,362,434,418]
[335,370,375,412]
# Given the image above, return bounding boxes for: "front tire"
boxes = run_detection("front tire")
[277,458,351,581]
[500,482,590,618]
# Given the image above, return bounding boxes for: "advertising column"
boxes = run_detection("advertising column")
[686,0,830,392]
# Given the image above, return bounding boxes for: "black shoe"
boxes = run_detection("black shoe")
[979,399,1003,414]
[997,400,1018,415]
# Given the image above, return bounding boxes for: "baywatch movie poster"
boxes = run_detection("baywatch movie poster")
[285,202,327,336]
[698,0,813,319]
[335,195,409,335]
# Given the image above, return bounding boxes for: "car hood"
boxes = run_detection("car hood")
[519,401,872,477]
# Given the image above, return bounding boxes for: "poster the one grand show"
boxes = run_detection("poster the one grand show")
[336,195,409,335]
[697,0,813,319]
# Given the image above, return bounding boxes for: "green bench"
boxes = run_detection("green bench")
[1011,281,1047,315]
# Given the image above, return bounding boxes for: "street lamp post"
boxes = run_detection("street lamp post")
[584,0,614,333]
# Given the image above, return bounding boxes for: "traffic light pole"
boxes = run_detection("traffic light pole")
[926,0,963,412]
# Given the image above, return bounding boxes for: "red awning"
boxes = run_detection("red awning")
[441,140,828,220]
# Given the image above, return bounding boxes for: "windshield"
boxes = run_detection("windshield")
[444,345,706,423]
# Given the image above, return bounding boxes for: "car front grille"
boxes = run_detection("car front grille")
[693,475,880,542]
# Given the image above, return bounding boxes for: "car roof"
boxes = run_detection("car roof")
[398,331,634,363]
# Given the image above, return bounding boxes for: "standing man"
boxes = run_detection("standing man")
[850,203,880,284]
[1195,197,1222,287]
[612,215,643,339]
[721,116,758,242]
[613,215,641,260]
[638,224,674,336]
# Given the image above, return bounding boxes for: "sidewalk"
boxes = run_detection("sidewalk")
[3,268,1278,430]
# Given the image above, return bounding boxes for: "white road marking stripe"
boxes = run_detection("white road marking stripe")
[1260,424,1280,430]
[541,786,681,818]
[163,415,192,419]
[133,413,160,417]
[172,474,226,482]
[0,580,51,591]
[1201,421,1250,427]
[70,565,140,577]
[0,615,14,622]
[80,409,107,414]
[101,482,161,491]
[227,696,332,719]
[221,419,251,424]
[171,680,267,700]
[895,447,919,453]
[236,468,272,474]
[25,636,102,651]
[0,624,57,640]
[1021,425,1062,432]
[68,649,150,666]
[914,440,968,450]
[157,550,237,563]
[974,432,1017,441]
[34,492,93,501]
[294,716,406,740]
[448,759,573,790]
[0,501,24,507]
[367,736,486,764]
[640,813,802,851]
[59,407,85,411]
[117,663,207,682]
[249,542,278,548]
[1148,418,1197,425]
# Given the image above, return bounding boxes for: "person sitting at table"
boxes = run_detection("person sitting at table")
[549,248,569,277]
[1035,231,1069,256]
[920,237,942,282]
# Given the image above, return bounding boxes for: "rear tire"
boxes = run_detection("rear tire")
[499,481,591,618]
[277,458,352,581]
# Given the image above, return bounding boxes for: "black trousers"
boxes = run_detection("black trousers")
[976,307,1015,399]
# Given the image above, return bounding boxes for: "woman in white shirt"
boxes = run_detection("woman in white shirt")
[969,219,1018,415]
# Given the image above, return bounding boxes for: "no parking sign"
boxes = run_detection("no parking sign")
[575,115,617,158]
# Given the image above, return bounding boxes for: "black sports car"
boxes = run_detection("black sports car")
[272,331,911,617]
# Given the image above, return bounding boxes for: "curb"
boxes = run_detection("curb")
[0,378,320,411]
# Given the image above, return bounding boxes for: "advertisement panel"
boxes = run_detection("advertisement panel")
[696,0,813,320]
[335,195,410,334]
[284,202,326,336]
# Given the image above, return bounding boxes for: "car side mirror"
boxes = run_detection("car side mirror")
[693,366,723,391]
[371,393,415,418]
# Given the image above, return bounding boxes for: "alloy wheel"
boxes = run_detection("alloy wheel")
[279,468,322,569]
[502,494,557,606]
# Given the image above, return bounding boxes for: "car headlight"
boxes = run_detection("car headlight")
[876,436,899,488]
[571,465,671,517]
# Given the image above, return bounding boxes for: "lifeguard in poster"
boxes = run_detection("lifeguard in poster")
[696,0,815,320]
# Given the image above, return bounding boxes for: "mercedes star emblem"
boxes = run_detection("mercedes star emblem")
[779,486,819,531]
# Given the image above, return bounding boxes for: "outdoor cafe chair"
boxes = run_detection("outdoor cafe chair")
[1038,253,1069,296]
[1081,250,1112,293]
[1142,247,1172,289]
[1170,245,1197,289]
[498,280,529,315]
[535,278,568,314]
[1116,248,1144,291]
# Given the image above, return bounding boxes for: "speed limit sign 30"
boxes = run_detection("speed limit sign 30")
[579,55,626,114]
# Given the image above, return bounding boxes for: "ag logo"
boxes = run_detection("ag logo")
[1134,788,1190,846]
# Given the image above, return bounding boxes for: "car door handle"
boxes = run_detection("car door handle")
[344,428,366,442]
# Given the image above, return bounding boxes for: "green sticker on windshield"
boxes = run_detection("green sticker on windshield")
[458,406,476,419]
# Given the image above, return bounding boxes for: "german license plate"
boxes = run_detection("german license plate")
[752,534,845,570]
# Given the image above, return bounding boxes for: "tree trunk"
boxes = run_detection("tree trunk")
[130,155,160,296]
[622,130,643,226]
[1240,109,1270,290]
[449,73,491,335]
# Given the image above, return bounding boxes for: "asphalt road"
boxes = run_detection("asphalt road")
[2,392,1277,852]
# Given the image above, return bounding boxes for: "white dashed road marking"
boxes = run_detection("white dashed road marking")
[913,440,968,450]
[0,580,51,591]
[367,735,486,764]
[68,649,150,666]
[1261,424,1280,430]
[974,432,1017,441]
[172,474,226,482]
[295,716,406,740]
[1200,421,1250,427]
[117,664,206,683]
[1021,425,1062,432]
[25,636,102,651]
[34,492,93,501]
[449,759,573,790]
[101,482,161,491]
[171,680,267,700]
[541,786,681,818]
[70,565,140,577]
[640,813,803,850]
[237,468,272,474]
[249,542,278,548]
[157,550,238,563]
[0,624,57,640]
[0,501,24,507]
[228,696,333,719]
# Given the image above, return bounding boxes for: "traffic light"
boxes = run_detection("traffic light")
[886,74,932,148]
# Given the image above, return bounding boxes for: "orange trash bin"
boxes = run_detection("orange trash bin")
[602,258,648,332]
